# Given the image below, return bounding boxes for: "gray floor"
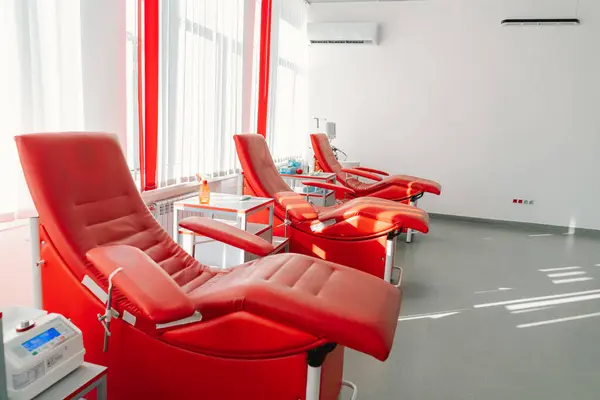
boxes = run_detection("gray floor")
[342,219,600,400]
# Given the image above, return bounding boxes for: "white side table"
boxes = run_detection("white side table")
[34,362,107,400]
[173,193,288,268]
[281,172,337,207]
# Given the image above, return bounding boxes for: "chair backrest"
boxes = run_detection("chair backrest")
[311,133,344,174]
[234,134,317,221]
[233,134,294,197]
[310,133,348,184]
[15,133,200,283]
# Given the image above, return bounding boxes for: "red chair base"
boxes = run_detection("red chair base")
[39,228,344,400]
[288,228,388,280]
[268,214,388,280]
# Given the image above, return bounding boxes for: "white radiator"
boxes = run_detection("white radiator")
[148,192,198,239]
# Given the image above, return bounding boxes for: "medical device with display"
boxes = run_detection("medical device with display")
[1,307,85,400]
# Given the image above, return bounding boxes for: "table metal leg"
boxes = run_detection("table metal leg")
[181,233,195,256]
[237,213,248,264]
[70,374,107,400]
[222,241,229,268]
[30,217,43,309]
[406,200,417,243]
[237,213,247,231]
[173,209,180,244]
[96,375,108,400]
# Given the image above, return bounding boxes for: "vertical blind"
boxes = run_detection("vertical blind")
[267,0,309,162]
[126,0,141,180]
[127,0,308,191]
[157,0,246,188]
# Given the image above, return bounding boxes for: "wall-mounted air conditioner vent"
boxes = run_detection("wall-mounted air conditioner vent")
[308,23,380,45]
[311,40,370,45]
[501,18,580,26]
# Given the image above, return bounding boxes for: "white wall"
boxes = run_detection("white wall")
[309,0,600,229]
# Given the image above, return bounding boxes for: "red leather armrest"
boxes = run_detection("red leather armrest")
[355,166,389,177]
[317,198,430,233]
[341,168,383,182]
[179,217,274,257]
[301,181,355,197]
[86,245,196,324]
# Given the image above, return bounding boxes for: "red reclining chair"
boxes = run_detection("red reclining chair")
[234,134,429,284]
[311,133,442,243]
[16,133,402,400]
[311,133,442,201]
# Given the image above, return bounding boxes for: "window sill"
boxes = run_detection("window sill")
[0,219,29,233]
[141,174,241,205]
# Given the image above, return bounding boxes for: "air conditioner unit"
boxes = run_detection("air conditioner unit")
[308,22,380,45]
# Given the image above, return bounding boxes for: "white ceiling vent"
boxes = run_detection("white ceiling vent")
[308,22,380,45]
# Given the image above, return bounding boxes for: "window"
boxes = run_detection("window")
[126,0,301,190]
[126,0,141,181]
[267,0,309,161]
[157,0,249,187]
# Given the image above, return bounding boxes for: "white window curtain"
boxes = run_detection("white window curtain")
[157,0,247,188]
[0,0,85,223]
[126,0,141,180]
[267,0,309,162]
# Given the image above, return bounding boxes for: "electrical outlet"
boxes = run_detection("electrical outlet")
[513,199,535,205]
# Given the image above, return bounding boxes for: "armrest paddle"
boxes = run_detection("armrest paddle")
[179,217,274,257]
[86,245,196,324]
[355,166,389,177]
[301,181,355,197]
[341,168,383,182]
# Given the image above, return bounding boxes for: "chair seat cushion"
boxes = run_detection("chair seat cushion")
[274,192,429,238]
[186,253,401,361]
[346,175,441,196]
[314,197,429,237]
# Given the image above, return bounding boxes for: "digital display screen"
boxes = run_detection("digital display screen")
[21,328,60,353]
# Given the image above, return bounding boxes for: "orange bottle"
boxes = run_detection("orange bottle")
[200,180,210,204]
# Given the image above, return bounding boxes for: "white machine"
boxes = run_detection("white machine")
[325,121,336,141]
[1,307,85,400]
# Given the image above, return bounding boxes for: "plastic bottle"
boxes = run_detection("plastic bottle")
[200,180,210,204]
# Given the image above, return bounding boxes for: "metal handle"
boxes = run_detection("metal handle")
[341,381,358,400]
[284,209,290,238]
[98,267,123,352]
[97,314,111,336]
[393,265,404,288]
